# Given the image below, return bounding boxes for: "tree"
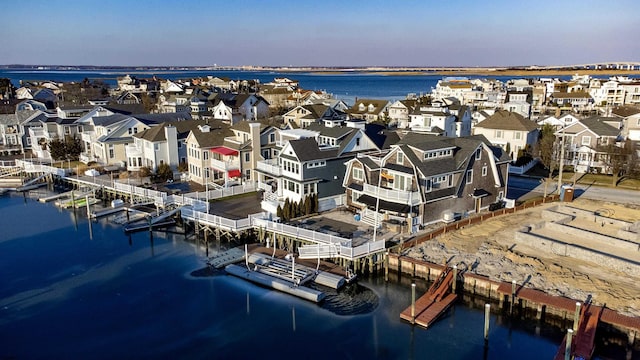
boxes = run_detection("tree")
[48,135,82,161]
[600,140,634,186]
[48,138,66,161]
[534,124,557,172]
[156,163,173,182]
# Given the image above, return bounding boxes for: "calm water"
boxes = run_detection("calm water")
[0,191,569,359]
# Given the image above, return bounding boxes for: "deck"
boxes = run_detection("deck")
[400,267,458,328]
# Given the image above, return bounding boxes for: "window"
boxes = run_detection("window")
[108,144,114,158]
[154,144,159,151]
[482,166,488,177]
[514,131,522,140]
[394,175,406,191]
[475,148,481,160]
[203,151,208,160]
[498,191,504,199]
[466,169,473,184]
[397,152,404,164]
[356,137,360,146]
[353,167,364,181]
[245,169,251,180]
[581,136,591,146]
[245,153,250,162]
[269,133,276,143]
[495,130,503,138]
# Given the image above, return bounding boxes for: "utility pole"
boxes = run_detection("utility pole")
[557,128,565,194]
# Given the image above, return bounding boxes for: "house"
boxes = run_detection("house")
[347,99,389,122]
[184,120,235,185]
[125,120,203,173]
[556,116,621,173]
[612,105,640,141]
[0,110,38,155]
[472,110,539,160]
[537,113,580,130]
[208,93,269,124]
[387,100,416,128]
[343,133,510,232]
[500,90,532,118]
[549,92,593,108]
[431,78,475,103]
[255,121,396,214]
[282,104,346,128]
[77,112,191,166]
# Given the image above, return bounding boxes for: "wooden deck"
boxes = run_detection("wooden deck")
[400,267,458,328]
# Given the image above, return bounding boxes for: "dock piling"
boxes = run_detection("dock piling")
[484,303,490,344]
[511,280,516,314]
[573,302,581,331]
[384,251,389,282]
[452,265,457,293]
[565,329,574,360]
[411,283,416,324]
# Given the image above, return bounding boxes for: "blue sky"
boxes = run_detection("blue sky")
[1,0,637,67]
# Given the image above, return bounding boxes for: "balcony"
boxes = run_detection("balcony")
[125,144,143,158]
[256,159,282,176]
[210,158,240,171]
[79,152,99,164]
[81,131,95,143]
[362,183,421,206]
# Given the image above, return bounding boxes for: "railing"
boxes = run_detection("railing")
[15,159,66,176]
[183,182,258,201]
[508,158,539,175]
[256,159,281,176]
[0,160,17,167]
[113,181,167,205]
[125,144,143,157]
[79,153,99,164]
[80,131,95,143]
[252,218,352,248]
[210,158,240,171]
[362,183,421,205]
[181,207,254,232]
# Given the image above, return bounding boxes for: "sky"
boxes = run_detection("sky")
[1,0,638,67]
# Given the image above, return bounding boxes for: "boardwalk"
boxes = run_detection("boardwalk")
[400,267,458,328]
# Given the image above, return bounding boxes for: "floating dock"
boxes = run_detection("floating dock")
[123,218,175,233]
[207,248,246,269]
[400,266,458,328]
[55,196,99,209]
[225,264,326,303]
[40,190,92,203]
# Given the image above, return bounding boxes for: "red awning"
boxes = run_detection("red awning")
[228,169,241,178]
[211,146,238,156]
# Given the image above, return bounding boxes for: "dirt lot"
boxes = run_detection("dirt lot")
[404,198,640,317]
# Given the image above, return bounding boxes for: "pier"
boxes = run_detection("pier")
[400,266,457,327]
[553,302,602,360]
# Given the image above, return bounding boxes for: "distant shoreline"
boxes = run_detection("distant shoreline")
[304,69,640,77]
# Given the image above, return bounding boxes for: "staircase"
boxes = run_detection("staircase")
[360,208,382,229]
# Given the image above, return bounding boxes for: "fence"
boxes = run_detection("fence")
[183,182,258,201]
[400,194,560,250]
[508,158,539,175]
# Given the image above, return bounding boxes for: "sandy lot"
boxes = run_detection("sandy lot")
[404,199,640,317]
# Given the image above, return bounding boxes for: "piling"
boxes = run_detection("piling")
[411,283,416,324]
[384,251,389,282]
[573,302,581,331]
[484,303,490,344]
[511,280,516,314]
[452,265,457,293]
[85,195,91,218]
[565,329,574,360]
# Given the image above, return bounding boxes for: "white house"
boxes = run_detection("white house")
[472,110,539,160]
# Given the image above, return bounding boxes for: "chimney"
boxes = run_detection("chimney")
[248,122,261,182]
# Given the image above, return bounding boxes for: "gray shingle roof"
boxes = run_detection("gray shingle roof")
[580,117,621,137]
[474,110,538,131]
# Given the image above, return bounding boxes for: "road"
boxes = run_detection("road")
[507,175,640,206]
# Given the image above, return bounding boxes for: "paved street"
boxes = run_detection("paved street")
[507,175,640,206]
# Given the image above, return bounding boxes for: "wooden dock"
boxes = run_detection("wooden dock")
[553,303,602,360]
[400,266,458,328]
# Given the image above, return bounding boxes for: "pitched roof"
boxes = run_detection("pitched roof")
[288,137,340,161]
[135,120,208,142]
[474,110,538,131]
[579,117,621,137]
[231,120,270,133]
[189,121,234,148]
[612,105,640,118]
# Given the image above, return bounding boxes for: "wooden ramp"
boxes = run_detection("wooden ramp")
[400,267,458,328]
[553,303,602,360]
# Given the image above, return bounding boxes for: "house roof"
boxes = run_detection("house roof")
[474,110,538,132]
[612,105,640,118]
[189,121,235,148]
[287,137,340,162]
[135,120,208,142]
[305,123,353,139]
[231,120,270,134]
[348,99,389,115]
[551,92,592,99]
[579,117,621,137]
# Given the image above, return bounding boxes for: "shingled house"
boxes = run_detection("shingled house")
[343,133,510,232]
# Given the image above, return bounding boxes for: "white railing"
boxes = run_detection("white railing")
[508,158,539,175]
[125,144,143,158]
[0,160,17,167]
[181,207,254,232]
[183,182,258,201]
[113,181,167,205]
[210,158,240,171]
[318,194,346,212]
[80,131,95,143]
[256,159,282,176]
[362,183,421,205]
[15,160,66,176]
[252,218,352,247]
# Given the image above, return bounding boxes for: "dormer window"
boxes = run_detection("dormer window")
[368,104,374,112]
[358,103,365,111]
